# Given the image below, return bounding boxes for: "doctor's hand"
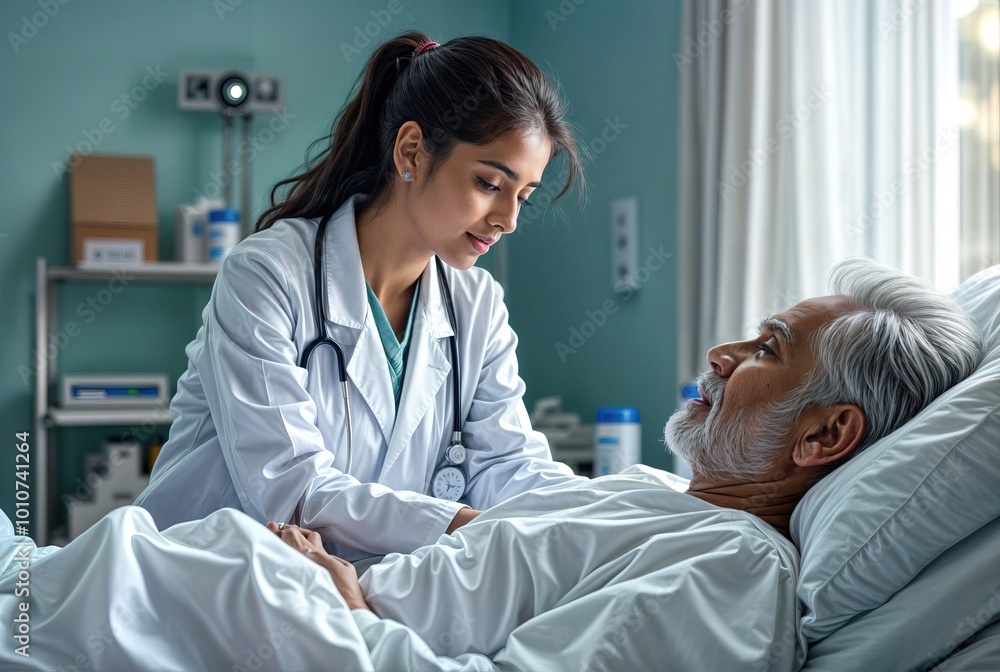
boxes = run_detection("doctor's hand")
[446,507,483,534]
[265,522,370,612]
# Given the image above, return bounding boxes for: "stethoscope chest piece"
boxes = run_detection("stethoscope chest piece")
[445,442,466,465]
[432,434,468,501]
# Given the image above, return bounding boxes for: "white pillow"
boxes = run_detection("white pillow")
[791,265,1000,643]
[952,265,1000,350]
[801,515,1000,671]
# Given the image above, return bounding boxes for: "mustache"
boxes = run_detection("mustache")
[696,370,727,408]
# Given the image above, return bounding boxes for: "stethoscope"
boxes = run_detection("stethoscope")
[298,212,469,502]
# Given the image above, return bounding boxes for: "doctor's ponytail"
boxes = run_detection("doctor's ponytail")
[254,31,582,232]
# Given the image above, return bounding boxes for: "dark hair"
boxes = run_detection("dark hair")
[254,31,582,233]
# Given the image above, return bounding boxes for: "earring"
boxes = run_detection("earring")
[401,171,412,181]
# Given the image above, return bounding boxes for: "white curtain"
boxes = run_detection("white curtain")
[677,0,962,383]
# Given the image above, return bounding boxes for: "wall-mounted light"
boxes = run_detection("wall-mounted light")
[177,69,286,237]
[177,69,284,114]
[218,72,250,109]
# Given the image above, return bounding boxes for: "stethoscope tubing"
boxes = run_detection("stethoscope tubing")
[298,212,464,480]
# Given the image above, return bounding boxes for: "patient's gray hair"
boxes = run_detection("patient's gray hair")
[666,259,985,481]
[789,258,984,465]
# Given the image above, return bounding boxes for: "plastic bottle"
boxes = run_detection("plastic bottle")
[593,407,641,476]
[176,197,225,263]
[207,208,241,262]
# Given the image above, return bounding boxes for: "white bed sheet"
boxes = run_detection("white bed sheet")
[0,467,805,671]
[0,506,384,671]
[364,465,805,670]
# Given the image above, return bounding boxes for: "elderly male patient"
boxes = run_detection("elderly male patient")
[258,260,983,670]
[269,260,983,670]
[269,259,984,670]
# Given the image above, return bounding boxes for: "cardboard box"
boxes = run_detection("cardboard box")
[70,154,158,266]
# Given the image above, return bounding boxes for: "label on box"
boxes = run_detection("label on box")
[83,238,144,266]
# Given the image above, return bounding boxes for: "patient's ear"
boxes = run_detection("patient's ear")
[793,405,866,467]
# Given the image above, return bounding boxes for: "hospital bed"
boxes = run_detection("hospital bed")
[1,265,998,671]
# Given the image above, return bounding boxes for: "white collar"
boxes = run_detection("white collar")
[321,193,454,338]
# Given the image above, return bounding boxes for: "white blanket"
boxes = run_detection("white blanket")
[0,466,804,671]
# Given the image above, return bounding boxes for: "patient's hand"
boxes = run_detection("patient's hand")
[265,521,370,611]
[316,554,370,612]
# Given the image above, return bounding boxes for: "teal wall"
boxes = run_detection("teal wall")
[506,0,684,470]
[0,0,683,540]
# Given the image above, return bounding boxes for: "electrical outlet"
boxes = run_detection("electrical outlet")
[611,196,639,293]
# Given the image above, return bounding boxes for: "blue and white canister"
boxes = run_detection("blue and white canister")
[593,407,641,476]
[207,208,241,262]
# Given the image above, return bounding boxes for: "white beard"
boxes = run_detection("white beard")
[664,372,794,481]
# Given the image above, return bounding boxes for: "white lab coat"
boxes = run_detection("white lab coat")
[135,193,582,561]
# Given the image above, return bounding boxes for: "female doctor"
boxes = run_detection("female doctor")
[135,32,585,563]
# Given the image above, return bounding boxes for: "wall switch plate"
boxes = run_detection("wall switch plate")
[611,196,639,293]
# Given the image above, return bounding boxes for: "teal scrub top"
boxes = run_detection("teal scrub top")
[365,279,421,410]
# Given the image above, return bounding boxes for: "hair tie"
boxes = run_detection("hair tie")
[415,41,440,56]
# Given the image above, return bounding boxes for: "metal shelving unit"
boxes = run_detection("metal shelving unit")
[46,407,175,426]
[33,257,217,545]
